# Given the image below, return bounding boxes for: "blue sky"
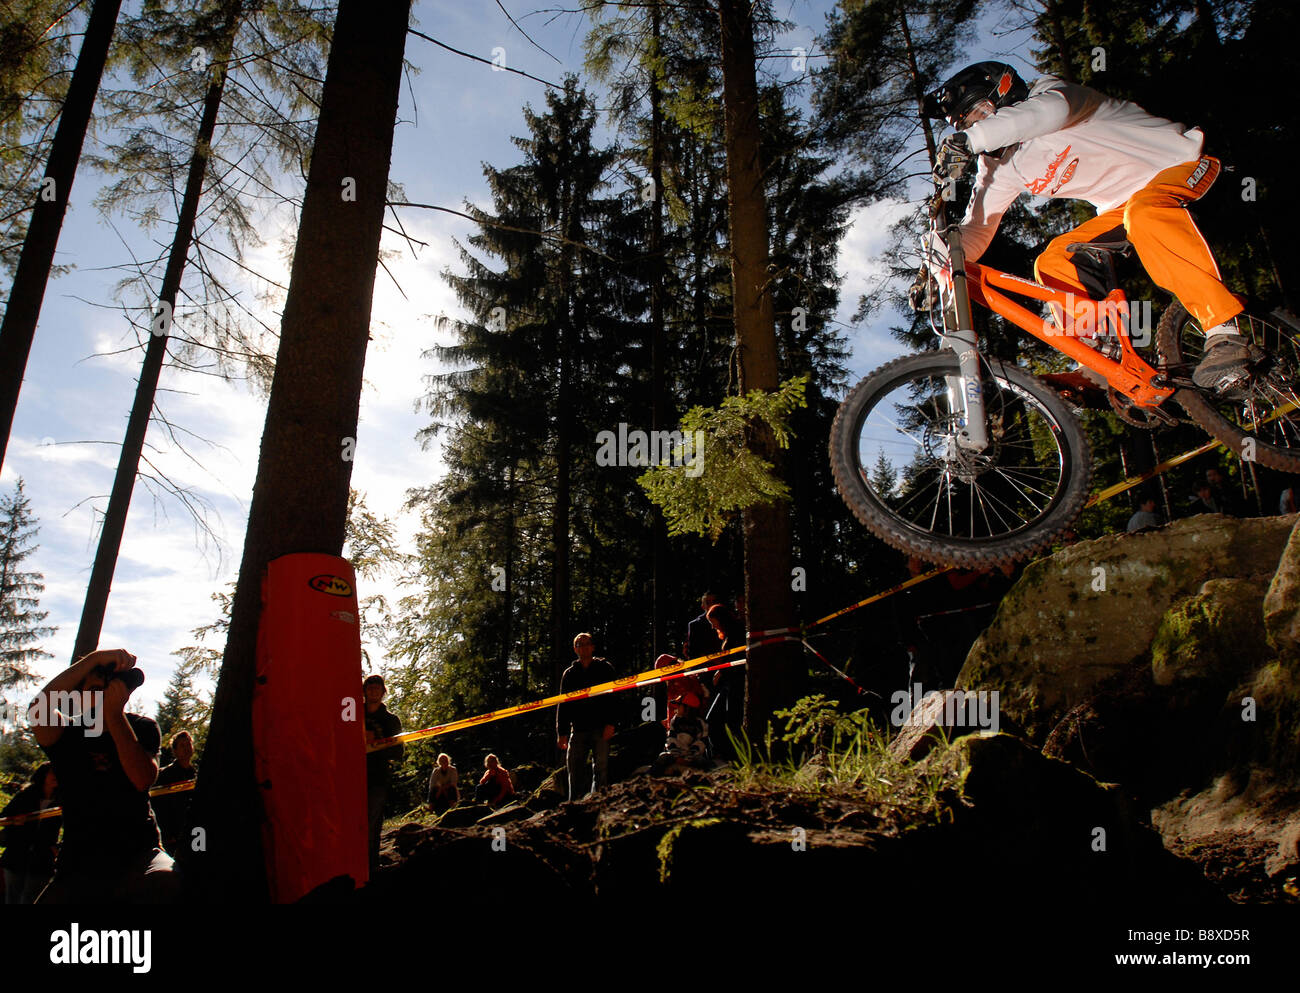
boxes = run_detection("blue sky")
[1,0,1032,714]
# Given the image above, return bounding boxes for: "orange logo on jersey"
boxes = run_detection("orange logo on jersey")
[1048,158,1079,195]
[1027,145,1072,195]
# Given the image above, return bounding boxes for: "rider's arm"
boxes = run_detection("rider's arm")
[963,80,1103,154]
[956,152,1023,263]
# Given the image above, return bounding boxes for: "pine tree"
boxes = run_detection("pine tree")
[0,478,54,687]
[397,78,632,723]
[0,0,124,470]
[869,452,898,502]
[0,0,81,283]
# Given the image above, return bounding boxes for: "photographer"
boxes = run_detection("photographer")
[29,648,180,904]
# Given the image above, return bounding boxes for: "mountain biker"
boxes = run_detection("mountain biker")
[914,61,1248,393]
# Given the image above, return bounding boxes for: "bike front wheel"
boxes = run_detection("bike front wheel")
[830,350,1092,568]
[1156,304,1300,473]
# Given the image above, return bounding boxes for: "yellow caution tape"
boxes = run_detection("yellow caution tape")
[367,647,749,753]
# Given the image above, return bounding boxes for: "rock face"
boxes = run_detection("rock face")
[959,514,1294,741]
[1264,520,1300,662]
[1153,769,1300,902]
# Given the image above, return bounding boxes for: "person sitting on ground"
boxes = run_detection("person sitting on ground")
[427,753,459,814]
[475,754,515,808]
[152,730,197,862]
[652,653,709,729]
[30,648,180,904]
[0,762,61,904]
[652,694,711,775]
[1126,494,1163,532]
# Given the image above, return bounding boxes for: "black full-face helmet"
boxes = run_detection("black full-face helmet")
[923,62,1030,129]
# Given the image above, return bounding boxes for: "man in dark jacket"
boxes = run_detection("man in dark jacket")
[556,633,617,801]
[363,675,403,873]
[684,592,721,660]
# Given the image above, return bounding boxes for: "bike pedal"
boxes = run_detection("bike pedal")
[1212,371,1251,396]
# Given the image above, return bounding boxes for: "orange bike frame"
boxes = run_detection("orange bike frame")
[962,261,1175,408]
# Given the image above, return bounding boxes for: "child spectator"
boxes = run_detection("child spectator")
[652,696,711,774]
[475,754,515,807]
[427,753,459,814]
[653,654,709,729]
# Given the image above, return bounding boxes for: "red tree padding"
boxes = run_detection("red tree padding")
[252,554,366,903]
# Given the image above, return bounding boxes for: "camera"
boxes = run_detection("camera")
[94,664,145,692]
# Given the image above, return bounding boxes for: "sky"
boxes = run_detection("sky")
[0,0,1033,715]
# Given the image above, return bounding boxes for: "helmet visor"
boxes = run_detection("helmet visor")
[951,99,995,131]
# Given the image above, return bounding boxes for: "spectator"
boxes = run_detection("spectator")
[653,654,709,729]
[1206,467,1244,516]
[0,763,60,904]
[1186,481,1220,515]
[153,731,197,861]
[1127,495,1163,532]
[362,674,403,875]
[705,602,746,751]
[475,754,515,807]
[652,695,711,775]
[1280,486,1298,515]
[427,753,459,814]
[684,592,721,660]
[31,648,180,904]
[556,633,617,801]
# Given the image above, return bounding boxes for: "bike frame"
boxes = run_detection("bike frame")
[932,209,1175,453]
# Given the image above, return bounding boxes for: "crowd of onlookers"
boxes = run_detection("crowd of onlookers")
[1125,466,1293,533]
[377,596,751,836]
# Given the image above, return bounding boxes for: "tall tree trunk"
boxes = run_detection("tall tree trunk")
[196,0,411,902]
[717,0,804,740]
[501,459,515,696]
[71,8,239,663]
[551,271,573,689]
[648,0,669,655]
[0,0,123,471]
[897,8,938,169]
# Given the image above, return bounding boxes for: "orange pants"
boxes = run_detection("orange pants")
[1034,157,1243,332]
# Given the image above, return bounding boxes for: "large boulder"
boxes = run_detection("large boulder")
[887,689,1006,760]
[959,514,1294,740]
[1150,578,1270,686]
[1264,517,1300,662]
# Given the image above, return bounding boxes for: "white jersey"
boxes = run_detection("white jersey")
[957,77,1205,262]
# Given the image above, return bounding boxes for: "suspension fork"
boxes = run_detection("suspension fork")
[936,219,989,452]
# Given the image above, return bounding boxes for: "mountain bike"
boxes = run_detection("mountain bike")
[829,157,1300,568]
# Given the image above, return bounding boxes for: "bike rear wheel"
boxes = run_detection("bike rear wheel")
[1156,305,1300,473]
[829,350,1092,568]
